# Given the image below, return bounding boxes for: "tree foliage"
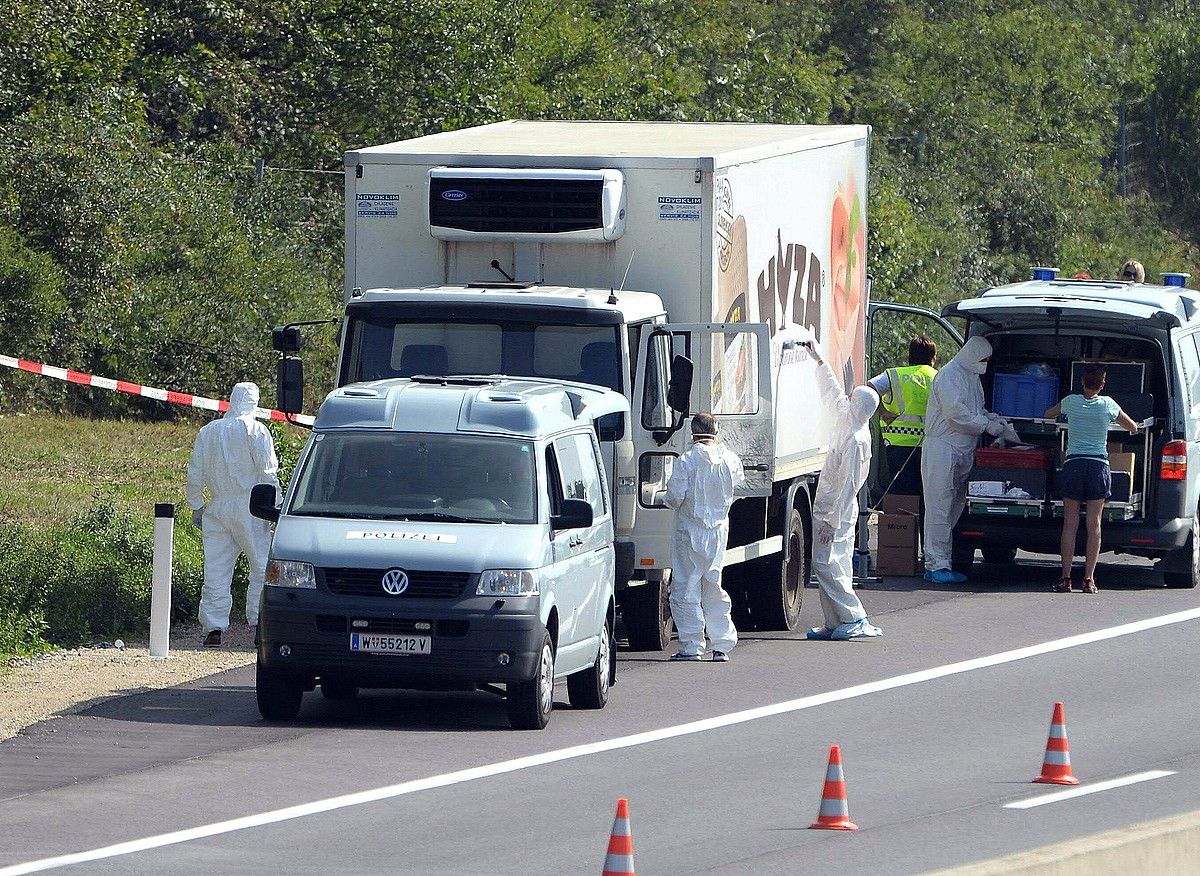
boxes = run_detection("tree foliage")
[0,0,1199,416]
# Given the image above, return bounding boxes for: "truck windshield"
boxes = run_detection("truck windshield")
[289,432,537,524]
[342,316,622,391]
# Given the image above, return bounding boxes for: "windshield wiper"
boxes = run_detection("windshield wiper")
[397,512,503,524]
[291,510,370,519]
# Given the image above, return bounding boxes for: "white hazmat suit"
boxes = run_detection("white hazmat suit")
[663,439,745,657]
[186,383,280,632]
[920,336,1004,579]
[808,357,882,639]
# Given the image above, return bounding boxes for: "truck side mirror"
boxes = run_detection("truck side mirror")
[272,326,302,353]
[277,357,304,414]
[552,498,593,531]
[249,483,280,523]
[666,355,694,413]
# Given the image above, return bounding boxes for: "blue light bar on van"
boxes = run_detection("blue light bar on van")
[1031,266,1059,281]
[1161,272,1191,288]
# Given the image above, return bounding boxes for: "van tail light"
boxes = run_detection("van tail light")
[1161,440,1188,481]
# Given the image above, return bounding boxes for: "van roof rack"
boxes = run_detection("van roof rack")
[409,375,496,386]
[465,281,536,290]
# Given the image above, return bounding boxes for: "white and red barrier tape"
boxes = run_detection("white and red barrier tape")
[0,354,315,426]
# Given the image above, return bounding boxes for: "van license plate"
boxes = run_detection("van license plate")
[350,633,431,655]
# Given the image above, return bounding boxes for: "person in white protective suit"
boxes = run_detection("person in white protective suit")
[661,412,744,662]
[186,383,280,647]
[920,336,1010,584]
[802,342,884,640]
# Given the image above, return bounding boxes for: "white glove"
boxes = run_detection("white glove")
[1001,423,1020,444]
[987,411,1002,422]
[191,508,204,528]
[985,419,1007,437]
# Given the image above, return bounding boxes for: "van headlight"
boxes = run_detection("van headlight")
[477,569,539,596]
[266,559,316,589]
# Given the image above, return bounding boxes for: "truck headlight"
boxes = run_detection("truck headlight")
[265,559,316,589]
[477,569,539,596]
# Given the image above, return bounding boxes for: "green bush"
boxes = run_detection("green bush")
[0,498,243,657]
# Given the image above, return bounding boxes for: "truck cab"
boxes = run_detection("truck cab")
[252,376,628,729]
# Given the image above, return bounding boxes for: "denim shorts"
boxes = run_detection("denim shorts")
[1060,456,1111,502]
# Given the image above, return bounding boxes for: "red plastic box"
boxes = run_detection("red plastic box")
[974,446,1051,470]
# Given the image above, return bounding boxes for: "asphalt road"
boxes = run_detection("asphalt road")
[3,554,1200,875]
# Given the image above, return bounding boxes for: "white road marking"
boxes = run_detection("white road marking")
[1005,770,1176,809]
[4,606,1200,875]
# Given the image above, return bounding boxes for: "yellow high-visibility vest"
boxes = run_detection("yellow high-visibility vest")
[881,365,937,447]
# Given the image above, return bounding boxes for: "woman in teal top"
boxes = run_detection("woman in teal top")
[1045,363,1139,594]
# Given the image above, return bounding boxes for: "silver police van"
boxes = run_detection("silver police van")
[249,375,627,729]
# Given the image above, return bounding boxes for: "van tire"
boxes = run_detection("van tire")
[508,632,555,730]
[981,545,1018,565]
[747,512,807,631]
[567,622,611,709]
[1164,516,1200,589]
[623,576,673,651]
[256,659,303,721]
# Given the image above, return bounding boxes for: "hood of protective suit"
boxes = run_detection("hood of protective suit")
[225,382,260,419]
[952,336,993,376]
[847,386,879,433]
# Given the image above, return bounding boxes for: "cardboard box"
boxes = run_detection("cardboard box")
[878,511,919,549]
[1109,451,1135,478]
[881,493,920,514]
[876,543,920,577]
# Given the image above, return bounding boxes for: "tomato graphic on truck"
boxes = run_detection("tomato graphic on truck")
[827,178,866,389]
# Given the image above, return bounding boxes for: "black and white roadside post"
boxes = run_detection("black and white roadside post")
[150,503,175,658]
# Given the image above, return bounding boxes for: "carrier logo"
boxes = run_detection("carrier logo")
[381,569,410,595]
[441,189,468,201]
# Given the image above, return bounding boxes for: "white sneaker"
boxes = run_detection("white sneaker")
[670,651,702,661]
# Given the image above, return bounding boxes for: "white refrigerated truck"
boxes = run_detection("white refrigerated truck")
[276,120,878,648]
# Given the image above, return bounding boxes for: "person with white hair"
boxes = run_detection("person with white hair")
[920,336,1008,584]
[803,342,883,640]
[186,382,280,647]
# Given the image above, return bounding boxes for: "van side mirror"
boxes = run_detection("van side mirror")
[594,412,624,442]
[272,325,302,353]
[277,358,304,414]
[666,355,693,413]
[551,498,593,531]
[249,484,280,523]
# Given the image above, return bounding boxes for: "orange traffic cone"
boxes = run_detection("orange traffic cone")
[1033,702,1080,785]
[601,798,635,876]
[809,744,859,830]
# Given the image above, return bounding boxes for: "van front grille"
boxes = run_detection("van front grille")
[320,568,473,599]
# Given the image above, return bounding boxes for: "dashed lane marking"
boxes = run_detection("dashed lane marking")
[4,607,1200,875]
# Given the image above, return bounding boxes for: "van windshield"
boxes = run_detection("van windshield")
[289,432,537,524]
[341,315,622,391]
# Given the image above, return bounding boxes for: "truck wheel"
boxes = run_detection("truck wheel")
[747,512,807,632]
[1164,516,1200,589]
[508,632,555,730]
[320,677,359,700]
[256,659,303,721]
[567,621,611,709]
[981,545,1017,565]
[623,576,673,652]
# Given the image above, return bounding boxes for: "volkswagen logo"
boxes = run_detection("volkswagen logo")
[381,568,409,596]
[441,189,468,201]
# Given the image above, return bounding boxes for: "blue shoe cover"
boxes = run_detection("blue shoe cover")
[806,627,834,640]
[928,568,966,585]
[831,619,884,640]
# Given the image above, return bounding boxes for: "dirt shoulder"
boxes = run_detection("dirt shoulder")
[0,623,257,742]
